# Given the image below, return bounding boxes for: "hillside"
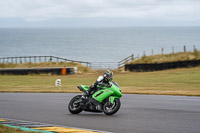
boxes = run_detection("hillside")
[129,50,200,64]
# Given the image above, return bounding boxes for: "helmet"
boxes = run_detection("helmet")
[103,70,113,82]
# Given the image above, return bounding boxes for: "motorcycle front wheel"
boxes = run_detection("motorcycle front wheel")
[103,98,121,115]
[68,95,83,114]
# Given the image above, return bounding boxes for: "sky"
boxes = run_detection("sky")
[0,0,200,28]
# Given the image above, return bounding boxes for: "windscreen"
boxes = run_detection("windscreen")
[112,81,120,88]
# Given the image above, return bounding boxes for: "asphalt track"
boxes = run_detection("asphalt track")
[0,93,200,133]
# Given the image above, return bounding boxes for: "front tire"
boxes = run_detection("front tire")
[103,98,121,115]
[68,95,83,114]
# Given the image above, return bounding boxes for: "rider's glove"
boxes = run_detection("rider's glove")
[107,83,112,88]
[89,84,96,89]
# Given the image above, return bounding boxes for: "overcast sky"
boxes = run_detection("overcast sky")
[0,0,200,27]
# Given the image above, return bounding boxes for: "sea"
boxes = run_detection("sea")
[0,27,200,68]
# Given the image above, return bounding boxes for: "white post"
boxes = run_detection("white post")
[55,79,61,87]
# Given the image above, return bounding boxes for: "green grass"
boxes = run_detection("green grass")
[0,125,40,133]
[129,51,200,64]
[0,66,200,96]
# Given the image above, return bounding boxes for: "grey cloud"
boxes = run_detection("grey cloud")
[0,0,199,26]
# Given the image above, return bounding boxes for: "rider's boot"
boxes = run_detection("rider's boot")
[81,90,90,100]
[96,104,102,111]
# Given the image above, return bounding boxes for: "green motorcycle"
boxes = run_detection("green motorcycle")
[68,81,122,115]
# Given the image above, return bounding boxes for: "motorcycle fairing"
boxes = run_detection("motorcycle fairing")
[92,82,122,104]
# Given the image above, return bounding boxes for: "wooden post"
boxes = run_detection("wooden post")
[20,57,22,64]
[131,54,134,60]
[34,57,36,63]
[39,56,41,62]
[172,46,174,54]
[161,48,164,55]
[184,45,186,52]
[29,57,31,63]
[15,57,17,64]
[193,45,196,52]
[49,56,52,62]
[143,51,146,57]
[11,57,13,63]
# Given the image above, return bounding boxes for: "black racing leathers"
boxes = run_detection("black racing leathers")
[86,77,110,96]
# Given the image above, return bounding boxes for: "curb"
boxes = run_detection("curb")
[0,118,110,133]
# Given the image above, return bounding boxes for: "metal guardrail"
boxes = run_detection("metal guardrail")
[90,62,118,69]
[0,56,91,67]
[0,55,138,69]
[118,54,136,68]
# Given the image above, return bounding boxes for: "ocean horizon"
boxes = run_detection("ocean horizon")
[0,26,200,65]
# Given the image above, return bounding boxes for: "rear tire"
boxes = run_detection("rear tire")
[103,98,121,115]
[68,95,83,114]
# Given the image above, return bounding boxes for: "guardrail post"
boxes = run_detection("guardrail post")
[20,57,22,64]
[11,57,13,63]
[131,54,134,60]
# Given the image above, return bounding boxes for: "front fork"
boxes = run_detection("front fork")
[109,96,120,104]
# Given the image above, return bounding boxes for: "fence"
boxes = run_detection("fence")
[142,45,197,57]
[90,62,118,69]
[118,54,138,68]
[0,56,91,67]
[0,45,198,70]
[0,55,134,69]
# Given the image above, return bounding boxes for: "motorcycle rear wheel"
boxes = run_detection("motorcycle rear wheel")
[68,95,83,114]
[103,98,121,115]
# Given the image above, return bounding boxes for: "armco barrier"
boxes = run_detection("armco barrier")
[0,67,77,75]
[125,60,200,72]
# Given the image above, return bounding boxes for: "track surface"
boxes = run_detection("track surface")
[0,93,200,133]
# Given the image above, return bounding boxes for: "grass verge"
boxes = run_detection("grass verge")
[129,51,200,64]
[0,66,200,96]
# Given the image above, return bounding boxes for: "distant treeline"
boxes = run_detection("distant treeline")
[125,60,200,72]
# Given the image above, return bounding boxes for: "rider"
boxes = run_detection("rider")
[83,70,113,98]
